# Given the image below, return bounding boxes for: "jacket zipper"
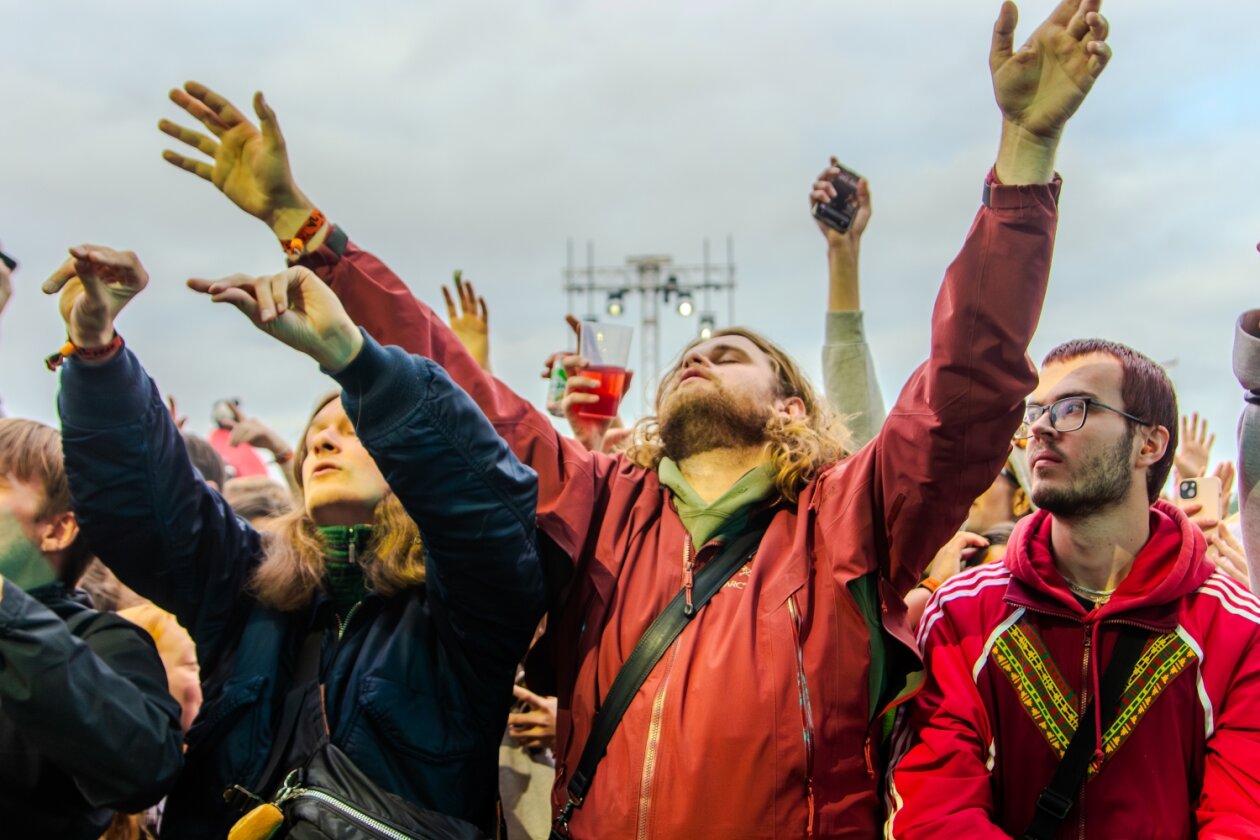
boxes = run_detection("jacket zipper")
[636,645,680,840]
[337,601,362,640]
[1077,631,1091,840]
[276,778,410,840]
[787,595,816,838]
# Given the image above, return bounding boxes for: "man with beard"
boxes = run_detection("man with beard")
[887,340,1260,837]
[155,0,1112,833]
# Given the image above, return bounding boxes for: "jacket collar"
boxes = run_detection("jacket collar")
[1003,500,1212,628]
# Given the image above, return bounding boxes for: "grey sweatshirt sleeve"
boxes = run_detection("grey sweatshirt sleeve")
[1233,309,1260,592]
[823,310,887,449]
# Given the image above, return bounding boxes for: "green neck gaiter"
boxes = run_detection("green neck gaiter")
[317,525,372,618]
[657,458,777,547]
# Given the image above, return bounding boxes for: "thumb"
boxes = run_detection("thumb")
[42,257,79,295]
[990,0,1018,70]
[512,684,546,709]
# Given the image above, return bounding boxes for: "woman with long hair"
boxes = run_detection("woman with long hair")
[51,245,544,838]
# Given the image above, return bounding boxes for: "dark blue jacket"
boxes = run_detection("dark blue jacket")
[0,580,182,838]
[59,333,545,839]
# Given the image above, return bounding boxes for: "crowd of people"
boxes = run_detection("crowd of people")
[1,0,1258,837]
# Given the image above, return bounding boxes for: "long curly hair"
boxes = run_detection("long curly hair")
[249,392,425,612]
[625,327,852,502]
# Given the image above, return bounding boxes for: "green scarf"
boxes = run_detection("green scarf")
[317,525,372,618]
[657,458,777,547]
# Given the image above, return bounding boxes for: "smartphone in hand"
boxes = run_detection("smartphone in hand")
[812,160,863,234]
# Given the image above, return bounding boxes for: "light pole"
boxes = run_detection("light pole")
[564,238,736,414]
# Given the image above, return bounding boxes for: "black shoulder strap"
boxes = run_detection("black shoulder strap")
[551,509,774,838]
[223,629,324,813]
[1023,626,1150,840]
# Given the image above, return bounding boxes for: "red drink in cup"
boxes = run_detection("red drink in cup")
[575,321,633,419]
[576,364,628,419]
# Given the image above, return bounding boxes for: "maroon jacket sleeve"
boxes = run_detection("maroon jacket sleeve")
[298,234,613,564]
[825,173,1059,598]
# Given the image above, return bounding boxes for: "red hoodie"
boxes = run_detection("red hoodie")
[887,502,1260,839]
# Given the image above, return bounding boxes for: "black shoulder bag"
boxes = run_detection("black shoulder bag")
[1022,625,1151,840]
[550,510,774,839]
[225,630,490,840]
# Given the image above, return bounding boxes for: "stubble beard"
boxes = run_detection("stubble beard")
[1031,430,1136,519]
[658,383,772,461]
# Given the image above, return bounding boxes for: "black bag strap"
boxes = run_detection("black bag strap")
[1023,625,1150,840]
[223,629,324,813]
[551,509,775,838]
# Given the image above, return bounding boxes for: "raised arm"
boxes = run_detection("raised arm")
[47,247,263,671]
[0,574,183,811]
[848,0,1112,596]
[1234,309,1260,592]
[187,266,545,679]
[159,81,615,563]
[811,161,886,447]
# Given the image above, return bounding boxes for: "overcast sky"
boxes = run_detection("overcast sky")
[2,0,1255,478]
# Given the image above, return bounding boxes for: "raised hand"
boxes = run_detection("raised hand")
[441,271,490,371]
[990,0,1112,183]
[811,160,871,247]
[1174,412,1215,480]
[1206,521,1249,590]
[187,267,362,372]
[225,403,293,459]
[42,245,149,348]
[159,81,317,241]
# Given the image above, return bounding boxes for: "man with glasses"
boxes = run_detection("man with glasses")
[887,339,1260,838]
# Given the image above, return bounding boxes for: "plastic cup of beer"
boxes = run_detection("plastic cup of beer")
[576,321,633,419]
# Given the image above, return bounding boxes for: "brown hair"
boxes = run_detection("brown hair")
[248,393,425,611]
[625,327,852,502]
[0,418,92,583]
[1041,339,1178,503]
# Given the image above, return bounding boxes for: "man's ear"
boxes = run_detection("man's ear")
[773,395,807,420]
[37,510,80,555]
[1136,425,1171,470]
[1011,487,1032,518]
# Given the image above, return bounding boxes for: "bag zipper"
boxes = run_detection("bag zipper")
[787,594,816,838]
[275,774,414,840]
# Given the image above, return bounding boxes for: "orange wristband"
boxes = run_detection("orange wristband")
[282,209,327,260]
[46,334,124,371]
[919,576,943,594]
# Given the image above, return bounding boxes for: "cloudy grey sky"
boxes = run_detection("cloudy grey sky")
[2,0,1255,477]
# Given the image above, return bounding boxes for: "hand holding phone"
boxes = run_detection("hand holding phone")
[812,158,864,234]
[1176,475,1223,536]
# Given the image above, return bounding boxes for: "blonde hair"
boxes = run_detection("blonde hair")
[249,392,425,611]
[625,327,852,503]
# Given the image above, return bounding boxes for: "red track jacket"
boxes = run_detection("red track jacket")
[888,502,1260,839]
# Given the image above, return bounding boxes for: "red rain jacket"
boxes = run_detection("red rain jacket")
[888,502,1260,838]
[304,174,1059,838]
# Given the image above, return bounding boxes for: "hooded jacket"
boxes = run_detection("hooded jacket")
[298,172,1060,838]
[887,502,1260,839]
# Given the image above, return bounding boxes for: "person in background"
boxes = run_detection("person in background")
[1235,307,1260,592]
[221,474,295,528]
[812,159,887,449]
[0,418,182,838]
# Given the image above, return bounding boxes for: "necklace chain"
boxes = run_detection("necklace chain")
[1065,577,1116,604]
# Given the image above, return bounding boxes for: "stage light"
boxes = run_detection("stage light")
[699,314,716,339]
[677,292,694,317]
[606,291,625,317]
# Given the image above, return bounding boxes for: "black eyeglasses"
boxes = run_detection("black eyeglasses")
[1014,396,1148,441]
